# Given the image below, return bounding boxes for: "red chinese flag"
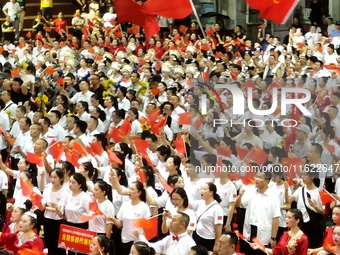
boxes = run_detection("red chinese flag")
[235,232,247,240]
[138,168,146,184]
[89,200,103,215]
[242,80,256,91]
[159,177,173,194]
[139,116,148,125]
[252,237,265,251]
[30,192,43,211]
[19,248,43,255]
[132,137,149,154]
[5,136,15,145]
[246,0,299,24]
[81,27,88,40]
[155,63,161,71]
[26,152,44,167]
[178,112,191,125]
[248,145,268,166]
[67,34,73,40]
[119,118,132,136]
[71,141,88,156]
[90,142,103,156]
[173,139,186,155]
[108,127,124,143]
[46,66,55,75]
[179,25,188,34]
[110,19,117,26]
[282,158,303,176]
[216,145,232,158]
[242,178,255,186]
[147,108,161,125]
[88,48,95,54]
[79,214,101,222]
[319,190,335,205]
[215,51,223,59]
[151,116,168,135]
[134,216,158,240]
[144,0,193,19]
[11,70,20,77]
[49,141,64,163]
[193,116,204,130]
[115,0,160,40]
[151,87,161,96]
[26,31,31,38]
[326,144,335,153]
[236,146,248,161]
[65,149,81,167]
[106,147,123,165]
[287,177,293,187]
[284,127,296,152]
[20,178,33,197]
[322,238,335,250]
[57,77,64,86]
[128,26,140,35]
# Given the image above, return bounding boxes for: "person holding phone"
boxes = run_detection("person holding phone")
[288,170,325,248]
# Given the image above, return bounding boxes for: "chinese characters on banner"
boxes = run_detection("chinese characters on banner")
[58,224,97,253]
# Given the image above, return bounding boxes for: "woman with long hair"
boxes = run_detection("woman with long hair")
[129,241,155,255]
[190,182,223,253]
[0,210,44,254]
[60,161,75,191]
[251,209,308,255]
[76,101,91,122]
[42,168,68,255]
[78,162,98,193]
[161,187,196,235]
[89,180,115,238]
[108,181,150,255]
[310,112,331,143]
[2,200,32,235]
[89,235,115,255]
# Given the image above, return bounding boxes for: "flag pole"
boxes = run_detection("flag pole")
[188,0,206,38]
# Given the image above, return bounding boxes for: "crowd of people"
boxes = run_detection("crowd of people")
[0,0,339,255]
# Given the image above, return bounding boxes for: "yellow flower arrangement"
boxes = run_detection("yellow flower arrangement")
[103,79,117,90]
[102,90,114,100]
[141,123,151,131]
[35,93,48,105]
[279,139,286,148]
[139,80,148,95]
[67,113,76,118]
[20,61,28,71]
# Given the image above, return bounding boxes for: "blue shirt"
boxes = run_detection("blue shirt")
[330,30,340,38]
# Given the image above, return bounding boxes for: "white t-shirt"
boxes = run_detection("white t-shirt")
[191,200,224,239]
[14,186,41,209]
[89,199,116,233]
[64,192,92,223]
[216,179,237,216]
[111,188,129,215]
[275,183,291,228]
[167,208,197,234]
[292,186,324,222]
[117,200,150,243]
[42,186,69,220]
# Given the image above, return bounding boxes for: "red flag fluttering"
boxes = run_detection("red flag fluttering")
[246,0,299,24]
[26,152,44,167]
[144,0,193,19]
[20,178,33,197]
[115,0,160,40]
[106,147,123,165]
[134,216,158,240]
[49,141,63,163]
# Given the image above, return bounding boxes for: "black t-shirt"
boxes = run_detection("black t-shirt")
[10,88,31,105]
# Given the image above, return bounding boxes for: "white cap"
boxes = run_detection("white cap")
[111,62,120,70]
[186,45,196,55]
[185,65,198,75]
[121,64,133,74]
[173,66,184,75]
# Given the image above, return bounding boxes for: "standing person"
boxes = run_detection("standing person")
[50,12,67,41]
[40,0,53,20]
[16,0,24,34]
[89,235,115,255]
[2,0,20,41]
[41,168,68,255]
[108,181,150,255]
[190,182,223,254]
[309,0,322,25]
[235,171,281,255]
[251,209,308,255]
[288,171,325,248]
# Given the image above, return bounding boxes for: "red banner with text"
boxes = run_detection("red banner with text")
[58,224,96,253]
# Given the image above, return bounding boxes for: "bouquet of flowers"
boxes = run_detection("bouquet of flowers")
[35,93,48,105]
[102,90,114,100]
[103,79,117,90]
[139,80,148,95]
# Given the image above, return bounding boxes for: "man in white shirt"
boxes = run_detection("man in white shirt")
[86,116,99,142]
[73,119,90,146]
[236,171,280,253]
[138,212,196,255]
[1,90,17,122]
[2,0,20,39]
[327,17,336,36]
[49,110,66,142]
[215,231,238,255]
[305,25,319,46]
[67,80,94,107]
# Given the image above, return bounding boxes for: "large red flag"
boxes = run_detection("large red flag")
[319,190,335,205]
[106,147,123,165]
[115,0,160,40]
[30,192,43,211]
[108,127,124,143]
[26,152,44,167]
[89,200,103,215]
[144,0,193,19]
[20,178,33,197]
[246,0,299,24]
[119,118,132,136]
[248,145,268,166]
[49,141,63,162]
